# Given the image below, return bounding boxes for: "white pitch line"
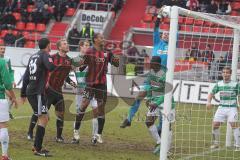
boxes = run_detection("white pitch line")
[12,116,31,120]
[181,148,224,160]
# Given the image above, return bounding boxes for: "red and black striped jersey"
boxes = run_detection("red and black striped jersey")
[46,53,72,93]
[84,47,119,86]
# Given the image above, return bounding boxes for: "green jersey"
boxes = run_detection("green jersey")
[4,56,14,83]
[211,80,240,107]
[75,65,88,89]
[0,58,13,99]
[144,68,175,109]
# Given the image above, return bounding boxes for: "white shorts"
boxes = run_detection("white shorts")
[75,94,98,111]
[0,99,10,122]
[213,107,238,123]
[147,107,176,123]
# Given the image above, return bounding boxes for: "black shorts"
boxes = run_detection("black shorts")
[83,84,107,104]
[46,87,65,112]
[27,94,48,115]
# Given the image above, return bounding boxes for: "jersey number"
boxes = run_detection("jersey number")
[29,58,37,75]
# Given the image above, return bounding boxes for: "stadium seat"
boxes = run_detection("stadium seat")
[194,19,204,26]
[143,14,152,23]
[66,8,76,16]
[231,11,239,16]
[0,39,3,44]
[225,28,233,35]
[12,12,21,21]
[192,26,201,32]
[0,30,8,38]
[180,25,192,32]
[22,31,30,39]
[163,17,170,24]
[36,23,46,32]
[26,22,36,31]
[24,41,35,48]
[231,3,240,10]
[12,30,18,36]
[16,22,26,30]
[202,27,210,32]
[178,16,184,24]
[184,18,194,25]
[140,21,148,28]
[160,24,170,30]
[204,21,213,27]
[27,5,35,13]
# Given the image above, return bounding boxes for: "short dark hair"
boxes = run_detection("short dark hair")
[38,38,50,49]
[92,33,101,43]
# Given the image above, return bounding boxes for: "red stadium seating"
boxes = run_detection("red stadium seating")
[0,39,3,44]
[194,19,204,26]
[28,32,41,41]
[192,26,201,32]
[225,28,233,35]
[16,22,25,30]
[26,22,36,31]
[22,31,30,39]
[12,30,18,36]
[184,18,194,25]
[180,25,192,32]
[66,8,76,16]
[1,30,8,38]
[160,24,170,30]
[143,14,152,22]
[36,23,46,32]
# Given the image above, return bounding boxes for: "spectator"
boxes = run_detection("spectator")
[189,43,201,61]
[1,12,17,29]
[52,0,69,22]
[32,10,43,24]
[217,0,231,15]
[67,24,80,51]
[15,31,25,47]
[202,44,215,78]
[224,50,232,64]
[216,56,226,80]
[67,0,78,8]
[4,28,17,46]
[206,0,218,14]
[41,4,52,24]
[186,0,199,11]
[20,8,29,23]
[3,0,17,13]
[80,22,94,40]
[35,0,45,12]
[0,0,7,14]
[112,0,123,15]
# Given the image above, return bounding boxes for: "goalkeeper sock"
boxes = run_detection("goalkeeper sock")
[212,128,220,145]
[56,118,64,138]
[28,114,38,136]
[127,99,141,122]
[92,118,98,136]
[149,125,161,144]
[0,128,9,156]
[233,128,240,146]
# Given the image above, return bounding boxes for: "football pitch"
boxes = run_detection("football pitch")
[8,90,240,160]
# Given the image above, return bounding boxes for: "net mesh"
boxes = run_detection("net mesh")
[168,10,240,160]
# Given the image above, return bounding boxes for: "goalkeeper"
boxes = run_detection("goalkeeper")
[120,7,169,132]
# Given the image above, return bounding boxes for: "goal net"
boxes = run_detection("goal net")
[160,6,240,160]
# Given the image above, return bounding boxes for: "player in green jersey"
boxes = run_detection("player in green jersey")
[207,66,240,150]
[0,57,18,160]
[144,56,175,154]
[0,44,16,119]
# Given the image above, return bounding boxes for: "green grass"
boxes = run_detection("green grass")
[6,90,240,159]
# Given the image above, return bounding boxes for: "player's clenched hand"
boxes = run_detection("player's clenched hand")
[206,103,212,110]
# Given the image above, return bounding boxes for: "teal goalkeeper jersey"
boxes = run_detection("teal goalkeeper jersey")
[0,58,13,99]
[211,80,240,107]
